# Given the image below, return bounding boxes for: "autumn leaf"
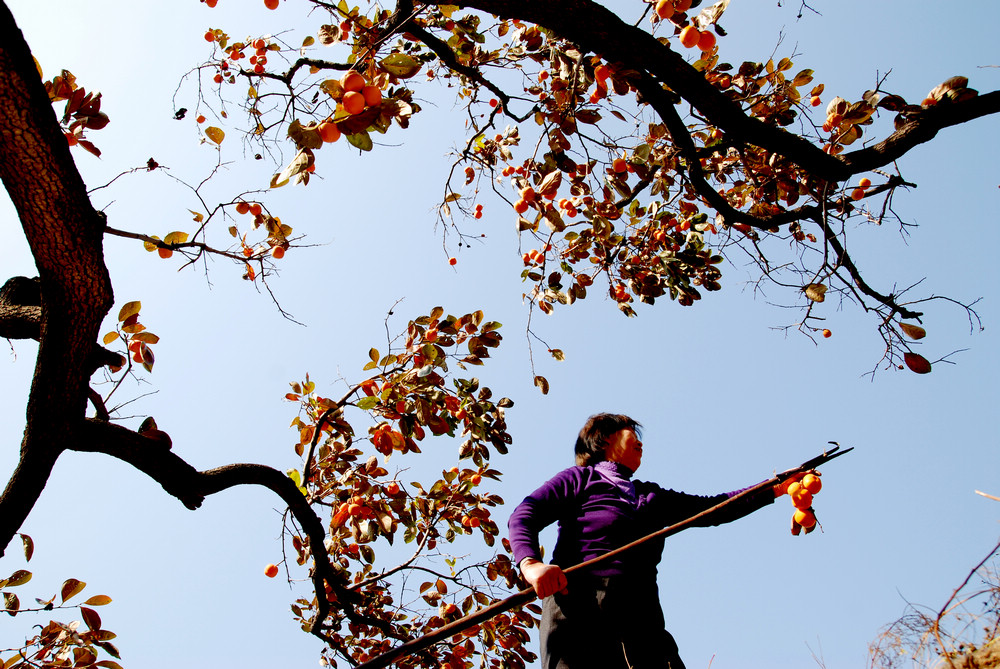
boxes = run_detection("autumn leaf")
[19,534,33,562]
[903,352,932,374]
[899,322,927,340]
[60,578,86,603]
[803,283,827,302]
[117,301,141,322]
[204,126,225,145]
[380,53,422,79]
[5,569,31,587]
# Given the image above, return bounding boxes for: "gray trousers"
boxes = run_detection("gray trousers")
[539,575,687,669]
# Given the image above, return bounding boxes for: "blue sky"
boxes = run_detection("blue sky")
[1,1,998,668]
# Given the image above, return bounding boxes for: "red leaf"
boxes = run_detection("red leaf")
[903,352,932,374]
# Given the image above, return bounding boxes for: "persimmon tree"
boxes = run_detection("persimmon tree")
[0,0,997,667]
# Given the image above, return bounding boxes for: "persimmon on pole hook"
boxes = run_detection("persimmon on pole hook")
[356,444,854,669]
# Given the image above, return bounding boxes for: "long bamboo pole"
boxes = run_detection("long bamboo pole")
[356,444,853,669]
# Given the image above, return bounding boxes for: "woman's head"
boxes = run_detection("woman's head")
[574,413,642,467]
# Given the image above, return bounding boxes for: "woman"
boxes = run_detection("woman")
[507,413,788,669]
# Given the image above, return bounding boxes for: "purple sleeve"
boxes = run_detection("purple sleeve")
[640,479,775,528]
[693,480,775,526]
[507,467,583,566]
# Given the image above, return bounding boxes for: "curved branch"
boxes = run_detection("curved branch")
[452,0,848,177]
[402,20,534,123]
[842,91,1000,173]
[72,419,404,645]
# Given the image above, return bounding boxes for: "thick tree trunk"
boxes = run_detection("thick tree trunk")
[0,0,113,555]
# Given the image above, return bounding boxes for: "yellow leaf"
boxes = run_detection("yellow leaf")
[205,126,225,145]
[439,4,458,17]
[899,322,927,340]
[83,594,112,606]
[164,231,189,245]
[117,301,141,322]
[102,332,119,345]
[803,283,827,303]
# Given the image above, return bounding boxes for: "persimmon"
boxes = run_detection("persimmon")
[791,489,813,509]
[341,70,366,93]
[204,31,215,42]
[679,25,700,48]
[858,177,872,189]
[361,85,382,106]
[850,188,865,201]
[264,563,279,578]
[318,121,341,143]
[612,157,627,173]
[235,201,250,215]
[822,329,832,338]
[519,186,536,202]
[157,247,173,259]
[248,203,262,216]
[810,95,822,107]
[793,508,816,529]
[270,246,285,259]
[802,473,822,494]
[386,481,400,496]
[654,0,673,19]
[263,0,279,9]
[448,256,458,266]
[343,91,365,115]
[252,38,265,50]
[205,0,218,6]
[697,30,716,51]
[513,198,529,214]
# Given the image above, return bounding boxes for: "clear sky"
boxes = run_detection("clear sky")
[1,1,998,668]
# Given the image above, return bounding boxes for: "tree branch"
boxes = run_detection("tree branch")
[71,419,405,645]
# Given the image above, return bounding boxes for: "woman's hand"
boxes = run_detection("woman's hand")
[520,558,568,598]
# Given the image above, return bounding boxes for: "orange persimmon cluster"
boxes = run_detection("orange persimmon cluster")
[339,70,382,116]
[785,472,823,535]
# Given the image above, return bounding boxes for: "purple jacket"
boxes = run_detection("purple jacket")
[508,462,774,579]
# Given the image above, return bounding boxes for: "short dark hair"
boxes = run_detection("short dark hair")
[574,413,642,466]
